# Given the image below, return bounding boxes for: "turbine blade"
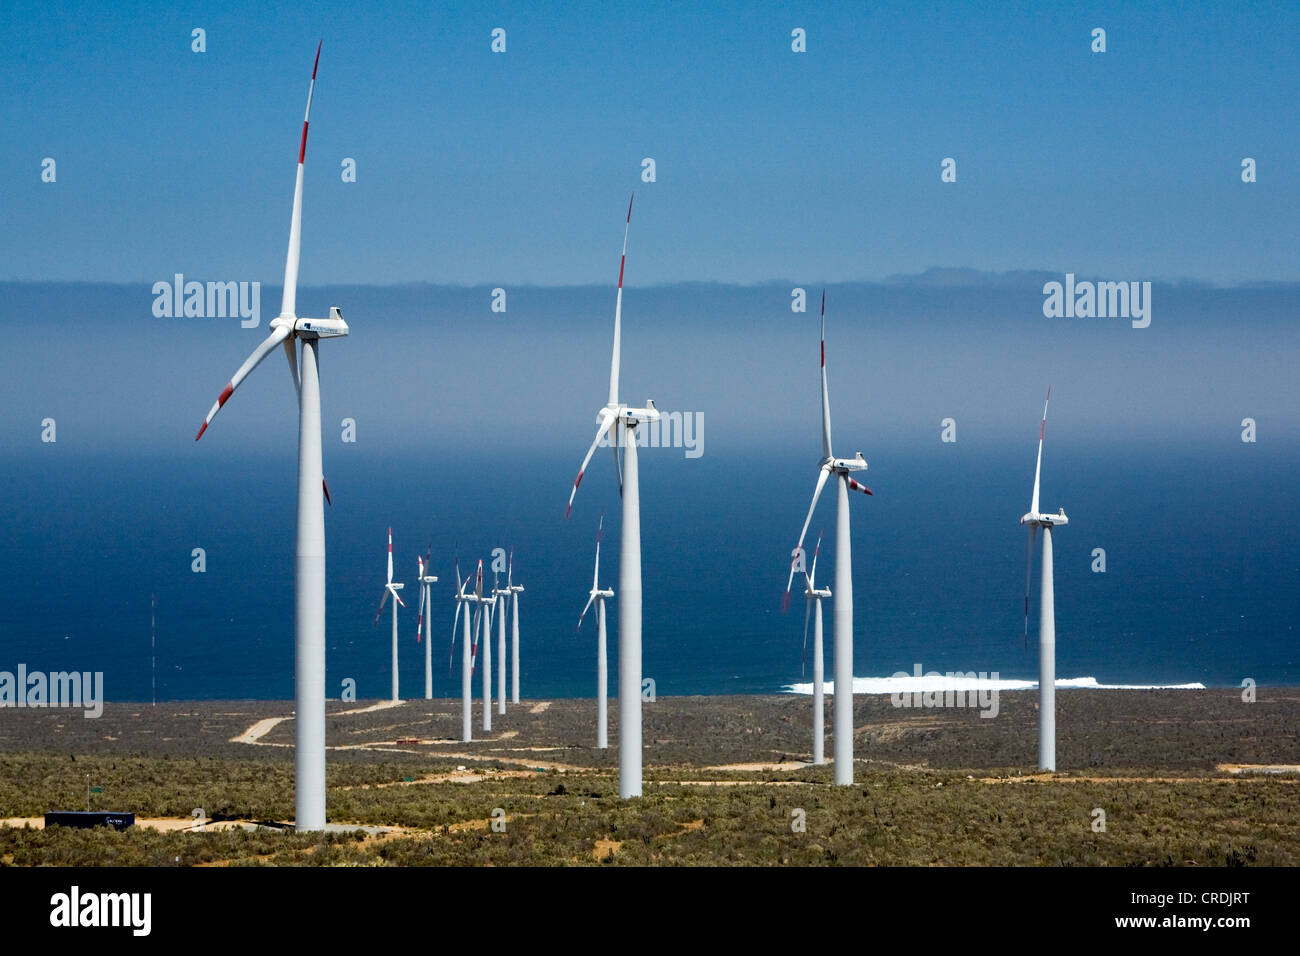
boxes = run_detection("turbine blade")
[1031,386,1051,516]
[322,478,332,505]
[577,592,596,633]
[280,41,321,319]
[470,606,481,672]
[390,584,406,609]
[820,290,833,459]
[612,437,624,497]
[374,588,390,624]
[808,530,823,587]
[565,411,616,519]
[283,336,300,394]
[450,597,464,674]
[592,512,605,591]
[386,527,394,584]
[414,576,426,643]
[608,193,633,407]
[1024,525,1038,650]
[847,476,873,496]
[784,467,830,609]
[195,324,292,440]
[801,594,812,678]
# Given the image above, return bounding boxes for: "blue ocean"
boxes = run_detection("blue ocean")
[0,441,1294,702]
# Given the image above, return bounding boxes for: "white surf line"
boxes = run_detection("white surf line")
[785,676,1208,694]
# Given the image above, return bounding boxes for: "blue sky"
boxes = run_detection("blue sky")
[3,0,1298,285]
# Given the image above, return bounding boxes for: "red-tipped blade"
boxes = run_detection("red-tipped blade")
[848,477,873,496]
[195,383,233,440]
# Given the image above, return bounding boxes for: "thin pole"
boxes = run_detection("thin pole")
[150,594,156,708]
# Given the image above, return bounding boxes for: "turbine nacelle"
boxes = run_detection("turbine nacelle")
[1021,508,1069,527]
[826,452,868,474]
[805,585,831,599]
[295,306,349,339]
[599,400,661,425]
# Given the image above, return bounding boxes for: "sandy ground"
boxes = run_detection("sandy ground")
[6,690,1300,780]
[230,716,290,746]
[3,816,269,832]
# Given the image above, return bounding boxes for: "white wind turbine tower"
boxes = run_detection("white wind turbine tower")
[784,291,872,786]
[374,527,406,702]
[194,43,345,831]
[1021,387,1068,772]
[800,531,830,765]
[468,560,494,732]
[450,556,474,742]
[577,514,614,749]
[492,563,508,715]
[506,552,524,704]
[415,546,437,699]
[565,194,660,799]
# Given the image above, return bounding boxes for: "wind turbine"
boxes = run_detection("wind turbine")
[415,546,437,699]
[491,562,508,715]
[374,527,405,702]
[1021,387,1067,772]
[193,43,345,831]
[565,194,659,799]
[450,556,474,742]
[577,514,614,749]
[783,291,872,786]
[506,552,524,704]
[800,531,830,765]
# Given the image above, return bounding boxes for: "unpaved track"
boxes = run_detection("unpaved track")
[230,716,289,746]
